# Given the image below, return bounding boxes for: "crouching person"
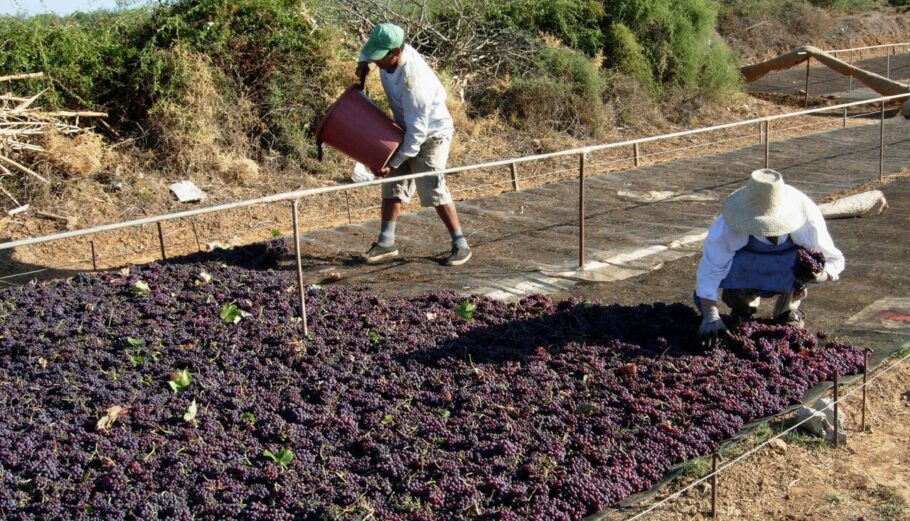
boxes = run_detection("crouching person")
[694,169,844,347]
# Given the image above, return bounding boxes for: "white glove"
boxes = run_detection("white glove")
[808,270,828,285]
[697,306,729,348]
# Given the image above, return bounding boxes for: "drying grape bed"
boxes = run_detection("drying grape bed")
[0,243,864,520]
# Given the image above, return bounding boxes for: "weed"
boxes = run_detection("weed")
[825,492,848,504]
[782,430,829,450]
[875,486,907,521]
[679,455,711,477]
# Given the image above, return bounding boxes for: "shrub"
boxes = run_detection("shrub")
[0,10,148,111]
[476,0,742,101]
[135,0,349,163]
[506,45,610,137]
[481,0,607,56]
[607,22,659,97]
[603,0,740,99]
[146,45,258,177]
[808,0,877,10]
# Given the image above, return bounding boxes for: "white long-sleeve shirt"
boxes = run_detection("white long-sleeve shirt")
[366,44,454,169]
[695,191,845,302]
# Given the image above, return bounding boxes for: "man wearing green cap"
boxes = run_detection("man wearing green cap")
[355,22,472,267]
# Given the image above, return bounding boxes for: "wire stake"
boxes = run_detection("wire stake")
[710,453,719,519]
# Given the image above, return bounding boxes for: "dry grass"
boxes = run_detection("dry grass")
[41,130,104,177]
[149,47,258,181]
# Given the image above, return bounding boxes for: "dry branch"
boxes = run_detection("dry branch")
[327,0,538,89]
[0,72,44,82]
[0,154,50,184]
[0,74,107,186]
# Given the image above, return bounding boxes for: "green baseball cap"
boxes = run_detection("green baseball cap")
[360,23,405,62]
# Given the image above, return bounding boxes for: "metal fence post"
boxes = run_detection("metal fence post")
[843,107,848,128]
[847,51,854,92]
[156,222,167,261]
[764,120,771,169]
[833,371,840,449]
[861,348,869,432]
[710,453,719,519]
[191,221,203,251]
[578,153,586,269]
[880,100,886,182]
[291,200,309,336]
[758,121,764,145]
[886,46,892,78]
[804,57,811,107]
[90,240,97,271]
[510,162,520,191]
[344,192,353,224]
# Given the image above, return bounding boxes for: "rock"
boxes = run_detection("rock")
[824,428,847,445]
[796,406,828,437]
[169,180,207,203]
[769,438,788,453]
[813,397,835,425]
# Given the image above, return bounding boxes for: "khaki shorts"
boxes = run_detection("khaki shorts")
[382,134,453,207]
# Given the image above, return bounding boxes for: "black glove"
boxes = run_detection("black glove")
[355,61,369,89]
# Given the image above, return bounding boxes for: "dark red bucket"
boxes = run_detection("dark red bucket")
[315,85,404,172]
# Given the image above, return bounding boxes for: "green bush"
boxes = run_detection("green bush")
[475,0,741,101]
[0,1,349,164]
[607,22,658,96]
[135,0,346,161]
[482,0,606,56]
[506,46,609,136]
[0,10,148,111]
[603,0,739,99]
[808,0,877,10]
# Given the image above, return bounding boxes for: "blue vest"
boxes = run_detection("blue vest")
[719,235,797,294]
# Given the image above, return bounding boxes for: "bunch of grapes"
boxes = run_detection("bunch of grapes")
[0,239,865,519]
[793,247,825,286]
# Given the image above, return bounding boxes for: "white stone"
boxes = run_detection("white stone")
[169,181,207,203]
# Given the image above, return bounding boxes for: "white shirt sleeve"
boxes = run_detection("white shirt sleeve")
[790,195,845,281]
[388,64,431,169]
[695,215,750,302]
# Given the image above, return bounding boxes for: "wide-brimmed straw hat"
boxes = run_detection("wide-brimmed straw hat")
[722,169,807,236]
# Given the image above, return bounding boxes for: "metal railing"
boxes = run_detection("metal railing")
[0,92,908,326]
[1,92,907,255]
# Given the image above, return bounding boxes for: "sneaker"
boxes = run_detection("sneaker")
[776,309,805,329]
[444,245,472,266]
[361,242,399,263]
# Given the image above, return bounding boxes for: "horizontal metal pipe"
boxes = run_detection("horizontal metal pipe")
[1,92,908,252]
[827,42,910,55]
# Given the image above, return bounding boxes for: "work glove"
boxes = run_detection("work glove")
[796,267,828,285]
[696,306,730,348]
[355,61,369,89]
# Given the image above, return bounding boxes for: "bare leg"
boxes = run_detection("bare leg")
[382,198,402,222]
[434,202,461,232]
